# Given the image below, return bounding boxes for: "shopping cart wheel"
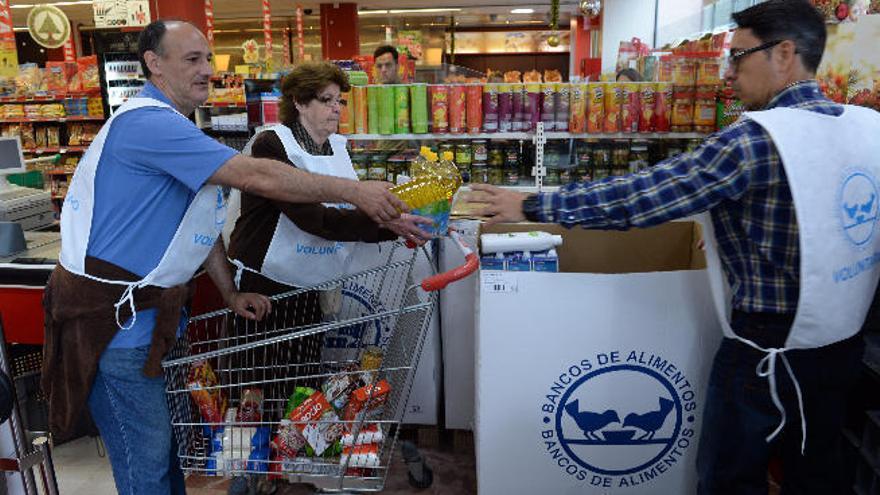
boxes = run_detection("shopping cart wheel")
[401,440,433,489]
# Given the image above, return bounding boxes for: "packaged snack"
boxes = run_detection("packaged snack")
[448,85,466,134]
[34,127,47,149]
[671,57,696,87]
[341,424,384,446]
[604,83,622,133]
[341,443,381,468]
[671,87,695,132]
[540,83,557,131]
[19,124,36,149]
[45,62,69,95]
[16,64,43,98]
[377,85,395,135]
[497,84,512,132]
[187,360,227,424]
[569,84,587,133]
[367,86,380,134]
[284,386,316,418]
[697,58,722,86]
[657,57,674,83]
[322,373,357,410]
[621,83,641,133]
[555,83,571,132]
[544,70,563,83]
[338,90,352,134]
[430,85,449,133]
[46,126,60,148]
[523,70,542,83]
[482,84,499,133]
[272,419,308,458]
[511,84,525,132]
[654,83,673,132]
[465,84,483,134]
[77,56,100,92]
[639,83,657,132]
[342,380,391,422]
[288,391,344,456]
[524,84,541,132]
[360,346,383,371]
[67,124,83,146]
[393,85,410,134]
[586,83,605,134]
[693,86,718,133]
[503,71,522,83]
[236,388,264,423]
[353,86,368,134]
[409,84,428,134]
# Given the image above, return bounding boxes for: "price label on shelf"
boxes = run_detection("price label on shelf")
[482,272,518,294]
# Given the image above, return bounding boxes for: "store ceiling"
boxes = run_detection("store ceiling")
[11,0,578,29]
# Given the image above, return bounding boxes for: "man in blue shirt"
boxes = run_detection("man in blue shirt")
[51,20,409,494]
[470,1,870,493]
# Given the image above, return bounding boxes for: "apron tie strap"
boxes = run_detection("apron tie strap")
[751,343,808,454]
[113,281,143,330]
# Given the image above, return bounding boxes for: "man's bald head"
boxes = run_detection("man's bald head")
[138,20,202,79]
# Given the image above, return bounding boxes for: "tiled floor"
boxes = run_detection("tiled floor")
[45,430,477,495]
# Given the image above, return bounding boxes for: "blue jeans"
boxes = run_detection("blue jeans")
[87,346,186,495]
[696,311,864,495]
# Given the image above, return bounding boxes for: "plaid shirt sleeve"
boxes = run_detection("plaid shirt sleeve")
[536,120,779,229]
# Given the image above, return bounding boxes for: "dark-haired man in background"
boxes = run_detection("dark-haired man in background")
[468,1,880,493]
[42,20,407,494]
[373,44,401,85]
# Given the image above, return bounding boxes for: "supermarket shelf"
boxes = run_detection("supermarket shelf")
[347,132,707,140]
[200,103,247,109]
[0,93,100,103]
[0,116,104,123]
[23,146,88,154]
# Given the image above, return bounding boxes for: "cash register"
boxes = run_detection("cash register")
[0,136,54,234]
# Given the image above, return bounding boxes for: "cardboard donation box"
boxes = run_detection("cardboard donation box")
[476,222,721,494]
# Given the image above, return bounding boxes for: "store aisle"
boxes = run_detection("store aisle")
[50,436,116,495]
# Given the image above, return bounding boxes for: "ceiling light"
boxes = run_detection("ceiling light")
[358,10,390,15]
[388,8,461,13]
[511,8,535,14]
[11,0,94,8]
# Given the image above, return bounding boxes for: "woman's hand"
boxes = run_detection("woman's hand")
[226,292,272,321]
[381,213,435,246]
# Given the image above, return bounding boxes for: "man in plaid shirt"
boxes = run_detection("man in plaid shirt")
[472,1,870,493]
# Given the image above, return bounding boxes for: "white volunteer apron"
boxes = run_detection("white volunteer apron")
[59,97,228,328]
[229,125,369,288]
[699,104,880,451]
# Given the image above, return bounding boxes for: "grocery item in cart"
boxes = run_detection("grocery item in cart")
[187,360,226,423]
[341,443,381,468]
[272,419,308,458]
[341,424,384,446]
[284,386,316,417]
[342,380,391,422]
[236,388,264,422]
[288,391,344,456]
[322,373,358,410]
[587,83,605,134]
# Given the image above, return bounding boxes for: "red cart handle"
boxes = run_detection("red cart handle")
[420,230,479,292]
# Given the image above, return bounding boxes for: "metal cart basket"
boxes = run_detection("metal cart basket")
[163,237,477,492]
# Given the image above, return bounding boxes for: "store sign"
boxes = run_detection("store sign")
[262,0,272,61]
[93,0,151,28]
[27,5,70,49]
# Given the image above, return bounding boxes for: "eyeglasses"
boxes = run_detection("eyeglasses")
[316,95,348,107]
[727,40,783,70]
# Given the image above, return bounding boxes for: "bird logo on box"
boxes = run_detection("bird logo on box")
[539,353,699,489]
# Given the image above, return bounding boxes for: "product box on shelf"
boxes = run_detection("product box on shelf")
[476,221,721,495]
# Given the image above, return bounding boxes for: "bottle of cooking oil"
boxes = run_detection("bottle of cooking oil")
[391,148,461,209]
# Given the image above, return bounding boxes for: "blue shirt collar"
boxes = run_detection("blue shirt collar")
[137,81,175,108]
[765,80,826,109]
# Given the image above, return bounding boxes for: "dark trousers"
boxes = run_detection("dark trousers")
[696,310,864,495]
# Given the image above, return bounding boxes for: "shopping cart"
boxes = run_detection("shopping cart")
[163,235,477,493]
